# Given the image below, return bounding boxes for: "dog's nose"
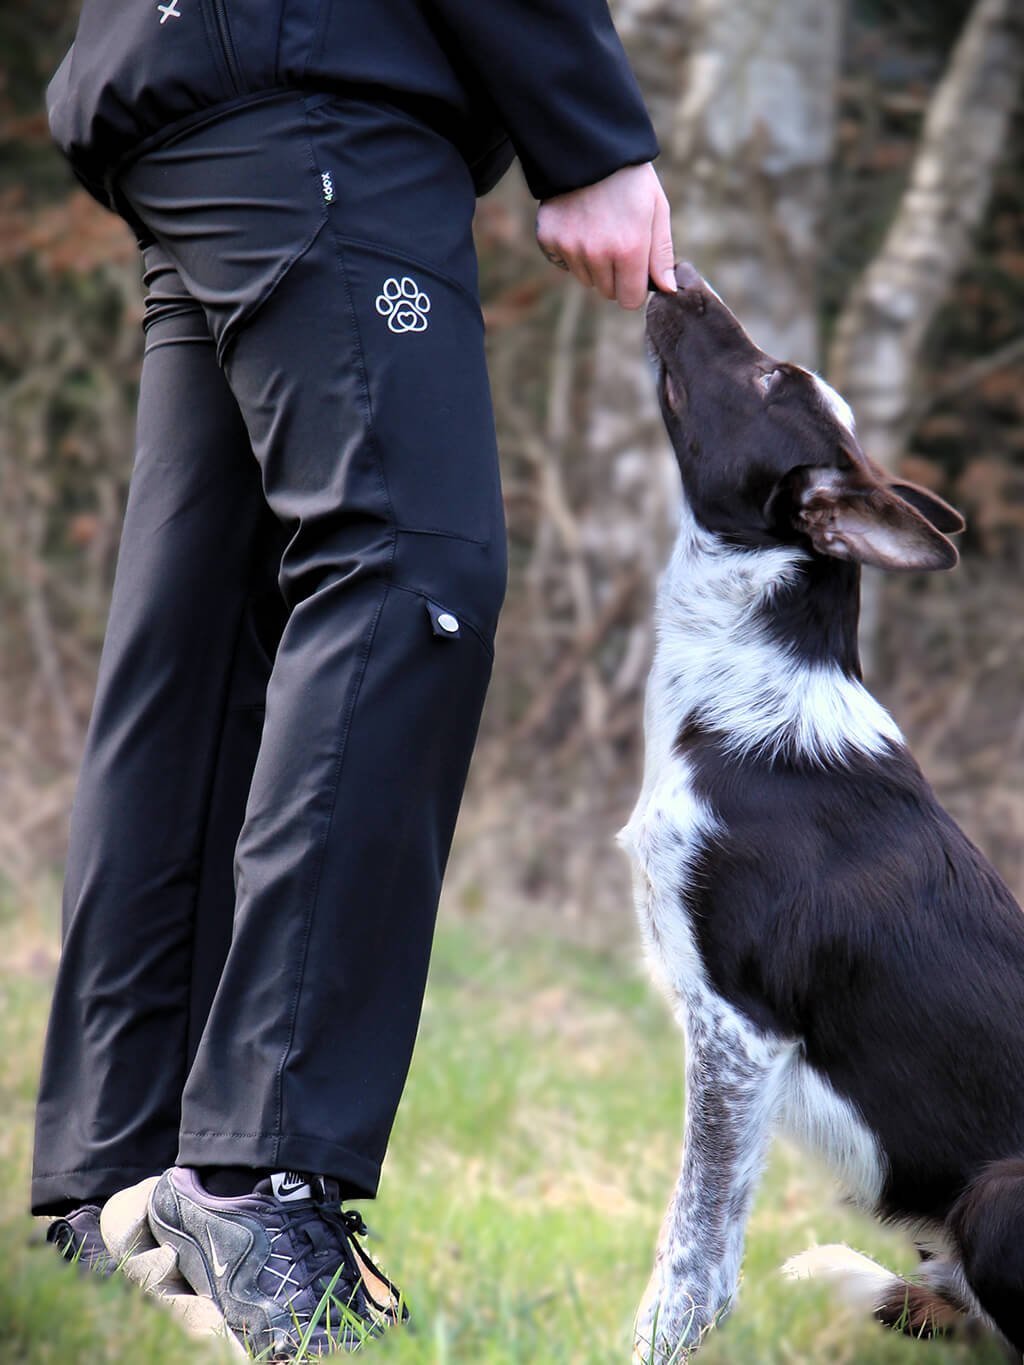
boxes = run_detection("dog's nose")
[674,261,702,290]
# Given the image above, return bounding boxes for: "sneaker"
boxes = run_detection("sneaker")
[147,1167,404,1356]
[46,1204,115,1276]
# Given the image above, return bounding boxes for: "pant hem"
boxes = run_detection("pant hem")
[31,1162,167,1216]
[176,1132,381,1201]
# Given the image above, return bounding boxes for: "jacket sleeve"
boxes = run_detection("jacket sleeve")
[425,0,660,200]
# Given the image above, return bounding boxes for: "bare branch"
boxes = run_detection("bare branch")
[914,332,1024,423]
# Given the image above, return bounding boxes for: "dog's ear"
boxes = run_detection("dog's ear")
[787,466,960,571]
[885,479,965,535]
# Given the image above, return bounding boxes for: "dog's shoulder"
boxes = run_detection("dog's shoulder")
[624,719,1024,1034]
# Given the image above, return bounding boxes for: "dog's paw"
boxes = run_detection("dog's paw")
[632,1271,727,1363]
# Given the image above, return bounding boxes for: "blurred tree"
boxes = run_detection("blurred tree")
[464,0,1022,914]
[1,0,1021,909]
[468,0,847,909]
[831,0,1024,471]
[590,0,846,671]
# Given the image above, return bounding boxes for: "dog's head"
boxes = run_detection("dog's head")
[646,262,964,570]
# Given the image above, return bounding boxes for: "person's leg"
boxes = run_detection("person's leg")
[31,246,284,1215]
[185,556,286,1068]
[117,92,507,1197]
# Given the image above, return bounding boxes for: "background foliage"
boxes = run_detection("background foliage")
[1,0,1021,919]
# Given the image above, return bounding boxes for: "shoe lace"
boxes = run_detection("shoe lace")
[336,1209,369,1239]
[266,1201,366,1305]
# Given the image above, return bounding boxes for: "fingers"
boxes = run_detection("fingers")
[561,243,650,309]
[536,224,595,292]
[538,221,641,305]
[536,163,677,310]
[587,251,616,303]
[649,189,677,296]
[568,253,596,292]
[538,234,644,307]
[613,243,653,310]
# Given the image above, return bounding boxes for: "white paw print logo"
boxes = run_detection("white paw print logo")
[375,276,431,334]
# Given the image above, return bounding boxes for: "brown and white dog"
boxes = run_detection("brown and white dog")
[620,262,1024,1362]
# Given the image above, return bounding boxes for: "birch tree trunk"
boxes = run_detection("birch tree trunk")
[829,0,1024,472]
[583,0,846,687]
[587,0,845,570]
[663,0,844,365]
[538,0,845,909]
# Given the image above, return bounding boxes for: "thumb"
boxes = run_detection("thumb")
[649,189,677,294]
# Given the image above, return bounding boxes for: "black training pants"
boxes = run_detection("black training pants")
[32,92,506,1214]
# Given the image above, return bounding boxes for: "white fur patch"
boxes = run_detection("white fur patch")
[810,372,856,434]
[619,754,720,1001]
[782,1244,896,1310]
[637,500,902,774]
[777,1061,886,1209]
[622,755,885,1222]
[781,1242,990,1339]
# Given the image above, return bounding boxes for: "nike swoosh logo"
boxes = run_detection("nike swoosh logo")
[208,1227,229,1279]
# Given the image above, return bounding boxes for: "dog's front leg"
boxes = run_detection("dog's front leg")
[634,996,792,1363]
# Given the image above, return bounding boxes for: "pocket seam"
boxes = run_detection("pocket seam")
[328,233,483,316]
[387,581,494,659]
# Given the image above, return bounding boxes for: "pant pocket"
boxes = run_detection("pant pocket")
[117,93,328,361]
[329,235,503,546]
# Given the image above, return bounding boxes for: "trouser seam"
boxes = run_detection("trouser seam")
[32,1162,161,1180]
[328,231,484,315]
[269,581,390,1162]
[216,220,329,369]
[261,115,401,1159]
[175,599,251,1129]
[394,524,488,547]
[318,195,397,548]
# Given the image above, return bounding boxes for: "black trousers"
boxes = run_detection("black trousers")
[31,92,506,1214]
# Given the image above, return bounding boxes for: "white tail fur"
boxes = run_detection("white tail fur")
[782,1243,978,1343]
[782,1243,903,1312]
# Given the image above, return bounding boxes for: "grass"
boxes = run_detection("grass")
[0,898,1006,1364]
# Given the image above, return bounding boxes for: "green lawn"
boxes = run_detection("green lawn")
[0,901,1005,1364]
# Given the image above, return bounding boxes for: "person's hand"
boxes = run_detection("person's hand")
[535,162,676,310]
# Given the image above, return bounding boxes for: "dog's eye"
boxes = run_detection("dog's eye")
[759,369,780,393]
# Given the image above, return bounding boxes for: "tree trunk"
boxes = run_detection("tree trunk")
[584,0,846,680]
[587,0,846,554]
[663,0,844,365]
[534,0,846,910]
[829,0,1024,472]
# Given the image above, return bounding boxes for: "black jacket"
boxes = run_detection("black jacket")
[47,0,659,211]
